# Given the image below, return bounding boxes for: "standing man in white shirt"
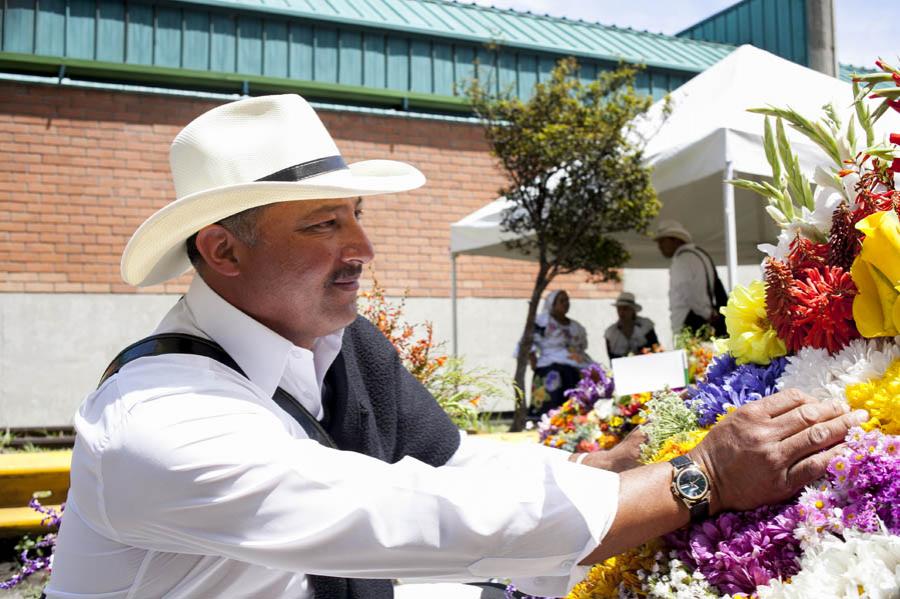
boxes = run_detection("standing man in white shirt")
[654,220,728,339]
[46,95,867,599]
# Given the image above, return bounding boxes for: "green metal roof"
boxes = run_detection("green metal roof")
[0,0,737,112]
[677,0,808,67]
[176,0,735,73]
[839,62,878,83]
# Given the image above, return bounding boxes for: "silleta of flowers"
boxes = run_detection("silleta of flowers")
[538,335,717,454]
[536,364,643,453]
[561,59,900,598]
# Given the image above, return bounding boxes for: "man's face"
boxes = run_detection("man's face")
[616,305,635,323]
[656,236,681,259]
[233,197,373,347]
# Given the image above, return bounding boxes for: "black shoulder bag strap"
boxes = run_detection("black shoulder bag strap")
[99,333,337,449]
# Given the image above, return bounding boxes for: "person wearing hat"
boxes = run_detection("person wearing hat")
[654,220,728,338]
[46,94,867,599]
[604,292,659,360]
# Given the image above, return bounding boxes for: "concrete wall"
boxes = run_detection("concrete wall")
[0,265,764,427]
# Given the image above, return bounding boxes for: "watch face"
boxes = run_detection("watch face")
[676,467,709,500]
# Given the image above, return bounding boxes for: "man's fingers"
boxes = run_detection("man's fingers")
[754,388,816,418]
[778,409,868,464]
[770,399,851,440]
[784,444,849,491]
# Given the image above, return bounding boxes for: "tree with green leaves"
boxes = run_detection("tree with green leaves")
[467,57,660,431]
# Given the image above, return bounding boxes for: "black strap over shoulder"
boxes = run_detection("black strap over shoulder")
[100,333,337,448]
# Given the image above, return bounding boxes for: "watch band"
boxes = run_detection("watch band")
[688,495,709,522]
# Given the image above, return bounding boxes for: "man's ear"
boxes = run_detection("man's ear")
[194,225,242,277]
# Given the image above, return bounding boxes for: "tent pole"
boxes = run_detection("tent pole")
[722,160,738,291]
[451,252,459,357]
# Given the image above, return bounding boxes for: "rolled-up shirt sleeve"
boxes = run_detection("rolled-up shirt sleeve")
[94,383,619,598]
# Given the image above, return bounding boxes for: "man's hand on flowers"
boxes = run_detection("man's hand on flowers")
[689,388,868,514]
[582,389,867,563]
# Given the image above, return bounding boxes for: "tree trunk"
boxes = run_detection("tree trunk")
[510,262,552,432]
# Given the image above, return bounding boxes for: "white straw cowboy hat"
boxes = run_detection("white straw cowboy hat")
[613,291,642,312]
[652,219,693,244]
[121,94,425,287]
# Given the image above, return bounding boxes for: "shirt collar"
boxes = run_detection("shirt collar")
[182,276,343,397]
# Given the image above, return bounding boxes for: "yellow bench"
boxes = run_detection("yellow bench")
[0,450,71,536]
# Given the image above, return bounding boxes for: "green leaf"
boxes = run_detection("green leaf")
[762,117,782,184]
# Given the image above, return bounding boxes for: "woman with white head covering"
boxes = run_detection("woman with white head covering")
[525,290,592,416]
[604,291,659,360]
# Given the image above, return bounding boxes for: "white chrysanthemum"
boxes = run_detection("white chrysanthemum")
[642,555,723,599]
[777,338,900,404]
[829,337,900,392]
[757,530,900,599]
[777,347,834,401]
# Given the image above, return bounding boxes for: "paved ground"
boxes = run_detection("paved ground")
[0,562,47,598]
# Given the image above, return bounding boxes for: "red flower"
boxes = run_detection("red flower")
[787,235,828,276]
[790,266,859,353]
[890,133,900,146]
[764,258,859,354]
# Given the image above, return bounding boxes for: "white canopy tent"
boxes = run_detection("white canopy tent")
[448,45,900,354]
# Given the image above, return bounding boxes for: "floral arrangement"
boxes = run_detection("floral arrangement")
[535,364,642,452]
[675,326,719,383]
[537,326,721,454]
[550,59,900,598]
[360,276,511,430]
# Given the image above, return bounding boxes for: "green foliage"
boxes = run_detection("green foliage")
[468,57,660,281]
[638,390,700,462]
[426,357,510,432]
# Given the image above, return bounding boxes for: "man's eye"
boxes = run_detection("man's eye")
[307,219,336,231]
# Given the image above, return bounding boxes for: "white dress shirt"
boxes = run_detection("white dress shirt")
[47,276,619,599]
[668,243,715,334]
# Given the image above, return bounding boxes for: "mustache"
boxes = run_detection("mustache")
[328,264,363,285]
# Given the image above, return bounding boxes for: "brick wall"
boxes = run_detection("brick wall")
[0,82,621,299]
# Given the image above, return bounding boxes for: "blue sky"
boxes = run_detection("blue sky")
[464,0,899,68]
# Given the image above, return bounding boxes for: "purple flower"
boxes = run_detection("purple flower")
[799,428,900,536]
[667,503,802,595]
[563,363,614,410]
[0,498,63,590]
[704,353,737,385]
[685,356,786,426]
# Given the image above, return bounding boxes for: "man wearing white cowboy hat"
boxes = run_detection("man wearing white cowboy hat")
[604,292,659,360]
[654,220,728,338]
[46,94,867,599]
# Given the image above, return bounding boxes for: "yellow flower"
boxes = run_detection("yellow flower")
[851,210,900,337]
[845,357,900,434]
[649,429,709,463]
[721,280,787,365]
[566,541,662,599]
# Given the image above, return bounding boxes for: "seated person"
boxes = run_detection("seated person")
[604,292,658,359]
[526,290,592,415]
